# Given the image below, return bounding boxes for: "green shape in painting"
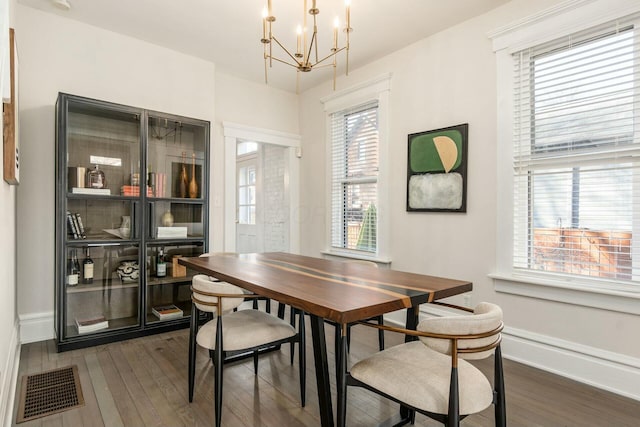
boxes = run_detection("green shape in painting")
[410,130,463,173]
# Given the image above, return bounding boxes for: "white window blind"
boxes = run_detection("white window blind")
[330,101,379,253]
[512,14,640,282]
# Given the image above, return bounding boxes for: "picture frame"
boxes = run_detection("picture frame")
[3,28,19,185]
[406,123,468,212]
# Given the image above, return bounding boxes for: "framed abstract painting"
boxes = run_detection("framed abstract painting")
[406,123,468,212]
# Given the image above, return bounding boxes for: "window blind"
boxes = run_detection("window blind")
[330,101,379,253]
[512,14,640,282]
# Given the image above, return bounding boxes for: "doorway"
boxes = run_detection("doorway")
[236,142,290,254]
[223,122,301,254]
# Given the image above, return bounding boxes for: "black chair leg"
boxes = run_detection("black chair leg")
[290,308,297,364]
[298,309,306,407]
[335,325,341,383]
[188,304,198,402]
[376,315,385,350]
[277,302,286,319]
[214,317,224,427]
[447,367,460,427]
[253,350,259,374]
[494,345,506,427]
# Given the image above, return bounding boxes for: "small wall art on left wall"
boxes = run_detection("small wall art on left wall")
[3,28,19,185]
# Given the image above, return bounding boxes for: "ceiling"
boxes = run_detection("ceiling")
[19,0,509,93]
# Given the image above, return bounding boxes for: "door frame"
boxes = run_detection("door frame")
[223,122,301,253]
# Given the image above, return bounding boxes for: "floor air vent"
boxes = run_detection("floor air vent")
[17,365,85,423]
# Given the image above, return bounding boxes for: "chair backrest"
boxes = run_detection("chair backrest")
[192,274,245,314]
[417,302,502,360]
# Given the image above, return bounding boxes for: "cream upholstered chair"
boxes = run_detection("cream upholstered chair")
[188,274,306,427]
[339,302,505,427]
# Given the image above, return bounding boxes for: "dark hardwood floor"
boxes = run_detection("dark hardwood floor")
[12,309,640,426]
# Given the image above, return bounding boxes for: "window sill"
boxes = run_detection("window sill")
[321,249,392,265]
[489,272,640,315]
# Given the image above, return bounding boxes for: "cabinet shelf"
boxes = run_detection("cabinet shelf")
[56,93,209,351]
[65,279,139,294]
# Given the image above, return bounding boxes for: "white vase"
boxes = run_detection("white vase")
[161,211,174,227]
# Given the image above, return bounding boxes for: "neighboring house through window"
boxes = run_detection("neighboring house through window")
[491,1,640,313]
[323,74,391,261]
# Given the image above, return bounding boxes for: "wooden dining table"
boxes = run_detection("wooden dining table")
[179,252,472,427]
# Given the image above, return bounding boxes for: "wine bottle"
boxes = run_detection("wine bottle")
[156,248,167,278]
[83,248,94,284]
[67,249,80,286]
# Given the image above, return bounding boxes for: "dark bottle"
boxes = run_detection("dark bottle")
[83,248,94,284]
[67,249,80,286]
[156,248,167,278]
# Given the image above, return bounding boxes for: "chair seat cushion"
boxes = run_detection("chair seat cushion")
[197,309,296,352]
[350,341,493,416]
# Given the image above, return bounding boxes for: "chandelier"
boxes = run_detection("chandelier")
[261,0,352,91]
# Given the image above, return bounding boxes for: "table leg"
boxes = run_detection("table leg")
[310,314,334,427]
[405,307,419,341]
[337,323,348,427]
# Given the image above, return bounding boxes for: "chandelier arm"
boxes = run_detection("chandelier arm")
[312,46,347,67]
[269,55,303,69]
[271,36,302,66]
[312,63,337,70]
[306,31,317,66]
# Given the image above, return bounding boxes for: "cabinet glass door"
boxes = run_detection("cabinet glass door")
[147,115,207,200]
[146,242,205,324]
[66,100,141,197]
[65,244,140,338]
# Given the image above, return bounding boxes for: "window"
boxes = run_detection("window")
[237,163,256,225]
[330,101,379,253]
[512,16,640,283]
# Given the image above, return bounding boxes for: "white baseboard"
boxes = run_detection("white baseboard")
[501,327,640,401]
[1,319,20,427]
[385,305,640,402]
[19,311,55,344]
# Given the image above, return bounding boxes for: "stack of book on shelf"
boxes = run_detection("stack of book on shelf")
[152,172,167,198]
[157,226,188,238]
[75,315,109,334]
[121,185,153,197]
[152,304,184,320]
[71,187,111,195]
[66,211,87,239]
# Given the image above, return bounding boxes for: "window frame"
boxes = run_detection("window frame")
[490,0,640,315]
[322,74,392,263]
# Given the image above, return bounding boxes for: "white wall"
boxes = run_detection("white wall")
[13,6,300,342]
[0,0,19,423]
[299,0,640,399]
[14,4,216,342]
